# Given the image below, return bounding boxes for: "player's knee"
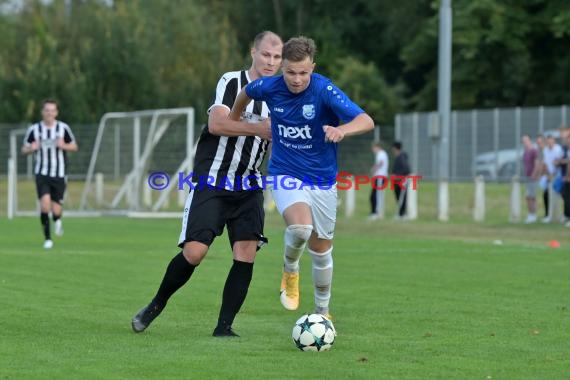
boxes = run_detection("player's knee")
[182,241,209,265]
[308,235,332,253]
[232,241,258,263]
[285,224,313,248]
[39,199,51,212]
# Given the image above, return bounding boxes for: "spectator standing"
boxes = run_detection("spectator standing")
[391,141,410,219]
[368,141,389,220]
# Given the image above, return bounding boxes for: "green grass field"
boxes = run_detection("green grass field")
[1,183,569,379]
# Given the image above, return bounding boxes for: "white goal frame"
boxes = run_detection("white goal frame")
[79,107,195,215]
[7,128,26,219]
[6,108,195,219]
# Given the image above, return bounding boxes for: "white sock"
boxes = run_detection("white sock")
[309,246,333,313]
[283,224,313,273]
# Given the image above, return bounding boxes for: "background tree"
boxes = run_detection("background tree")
[0,0,568,125]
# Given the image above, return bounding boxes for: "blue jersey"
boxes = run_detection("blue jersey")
[245,73,364,183]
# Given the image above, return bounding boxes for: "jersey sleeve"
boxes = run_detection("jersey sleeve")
[245,78,265,101]
[207,73,239,115]
[62,124,76,144]
[23,125,35,144]
[322,82,364,123]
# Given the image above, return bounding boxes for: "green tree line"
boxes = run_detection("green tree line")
[0,0,568,125]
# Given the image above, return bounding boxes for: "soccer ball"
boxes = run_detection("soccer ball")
[292,313,336,352]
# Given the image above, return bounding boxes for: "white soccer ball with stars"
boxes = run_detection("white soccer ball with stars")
[292,313,336,352]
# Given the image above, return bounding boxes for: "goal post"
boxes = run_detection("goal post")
[6,107,196,219]
[79,107,195,215]
[6,128,36,219]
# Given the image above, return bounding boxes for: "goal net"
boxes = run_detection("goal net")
[7,108,196,218]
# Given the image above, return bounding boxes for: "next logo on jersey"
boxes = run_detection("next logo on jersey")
[277,124,312,139]
[302,104,315,120]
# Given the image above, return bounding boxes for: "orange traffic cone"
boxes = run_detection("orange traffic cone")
[548,240,560,249]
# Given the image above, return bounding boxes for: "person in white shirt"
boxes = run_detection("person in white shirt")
[368,141,389,220]
[541,134,563,223]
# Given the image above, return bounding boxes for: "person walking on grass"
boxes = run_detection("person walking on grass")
[22,99,78,249]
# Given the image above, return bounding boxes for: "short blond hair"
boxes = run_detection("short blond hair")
[282,36,316,62]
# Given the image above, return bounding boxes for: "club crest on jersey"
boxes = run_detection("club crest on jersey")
[302,104,315,120]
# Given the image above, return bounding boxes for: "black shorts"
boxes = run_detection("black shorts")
[178,188,266,249]
[35,175,66,204]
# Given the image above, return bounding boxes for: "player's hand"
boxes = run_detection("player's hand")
[25,141,40,153]
[56,138,66,149]
[323,125,345,143]
[258,118,272,142]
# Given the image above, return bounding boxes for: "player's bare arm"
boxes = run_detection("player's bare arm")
[22,141,39,155]
[370,161,383,175]
[228,90,252,122]
[210,103,271,141]
[323,113,374,143]
[530,156,541,180]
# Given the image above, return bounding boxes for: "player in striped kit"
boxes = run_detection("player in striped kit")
[132,31,283,337]
[22,99,78,249]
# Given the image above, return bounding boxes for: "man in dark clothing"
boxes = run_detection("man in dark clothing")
[391,141,411,218]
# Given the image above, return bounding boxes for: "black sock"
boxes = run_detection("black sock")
[217,260,254,328]
[40,212,51,240]
[53,213,61,222]
[152,252,196,307]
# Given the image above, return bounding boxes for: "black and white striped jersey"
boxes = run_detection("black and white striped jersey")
[192,70,270,190]
[23,121,76,178]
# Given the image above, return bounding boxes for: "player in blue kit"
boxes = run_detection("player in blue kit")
[230,36,374,318]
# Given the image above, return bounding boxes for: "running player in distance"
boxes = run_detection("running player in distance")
[22,99,78,249]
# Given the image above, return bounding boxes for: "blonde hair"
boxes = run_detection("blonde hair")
[282,36,316,62]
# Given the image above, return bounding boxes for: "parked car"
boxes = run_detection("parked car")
[474,149,521,180]
[473,130,560,181]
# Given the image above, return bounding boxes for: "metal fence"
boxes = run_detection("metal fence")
[1,122,389,180]
[1,119,389,216]
[396,105,569,181]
